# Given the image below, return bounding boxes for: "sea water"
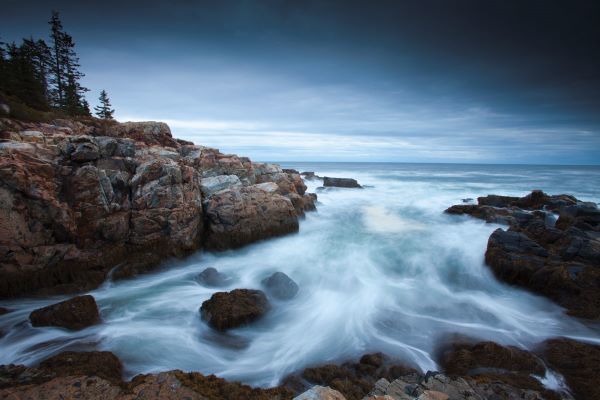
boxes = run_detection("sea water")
[1,163,600,387]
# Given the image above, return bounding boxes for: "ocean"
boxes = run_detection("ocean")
[1,162,600,387]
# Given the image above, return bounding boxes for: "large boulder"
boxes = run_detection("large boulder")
[323,177,362,188]
[204,186,299,250]
[262,272,299,300]
[200,289,270,331]
[29,295,100,330]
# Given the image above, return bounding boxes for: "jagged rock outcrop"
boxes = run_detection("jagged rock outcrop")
[204,185,300,250]
[0,118,316,298]
[446,190,600,319]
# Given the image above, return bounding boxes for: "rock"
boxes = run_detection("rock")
[301,171,320,179]
[0,118,313,299]
[461,198,474,203]
[107,121,178,147]
[440,341,545,376]
[541,338,600,400]
[448,190,600,319]
[39,351,123,382]
[200,289,270,331]
[200,174,242,197]
[197,267,231,287]
[29,295,100,330]
[204,186,299,250]
[262,272,299,300]
[71,141,100,162]
[294,385,347,400]
[254,182,279,193]
[19,130,45,143]
[291,353,417,400]
[323,177,362,188]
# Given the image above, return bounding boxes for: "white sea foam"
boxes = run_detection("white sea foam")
[1,163,599,387]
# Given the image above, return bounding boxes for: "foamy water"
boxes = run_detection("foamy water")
[1,163,600,387]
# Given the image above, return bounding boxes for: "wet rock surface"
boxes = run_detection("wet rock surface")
[284,353,417,400]
[204,185,300,250]
[323,177,362,188]
[541,338,600,400]
[200,289,271,330]
[29,295,100,330]
[0,351,293,400]
[447,190,600,319]
[0,118,316,298]
[196,267,231,287]
[262,271,299,300]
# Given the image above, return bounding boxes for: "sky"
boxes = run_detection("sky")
[2,0,600,164]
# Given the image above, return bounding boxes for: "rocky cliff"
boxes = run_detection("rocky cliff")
[0,117,316,298]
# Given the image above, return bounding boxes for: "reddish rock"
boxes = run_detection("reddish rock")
[541,338,600,400]
[39,351,123,382]
[0,118,315,298]
[29,295,100,330]
[440,340,545,376]
[200,289,270,331]
[204,186,299,250]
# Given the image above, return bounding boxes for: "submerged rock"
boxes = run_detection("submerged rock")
[323,177,362,188]
[262,272,299,300]
[29,295,100,330]
[196,267,231,287]
[200,289,270,331]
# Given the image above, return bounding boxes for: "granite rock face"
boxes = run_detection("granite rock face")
[446,190,600,319]
[0,118,316,298]
[204,185,300,250]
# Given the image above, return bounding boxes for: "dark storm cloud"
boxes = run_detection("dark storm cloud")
[2,0,599,163]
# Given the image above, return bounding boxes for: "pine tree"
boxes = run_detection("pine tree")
[94,89,114,119]
[48,11,88,114]
[2,40,49,110]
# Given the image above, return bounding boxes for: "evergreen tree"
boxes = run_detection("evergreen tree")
[48,11,88,114]
[2,40,49,110]
[94,90,114,119]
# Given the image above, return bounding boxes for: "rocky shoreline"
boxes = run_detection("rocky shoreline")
[0,118,317,298]
[1,117,600,399]
[0,336,598,399]
[446,190,600,319]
